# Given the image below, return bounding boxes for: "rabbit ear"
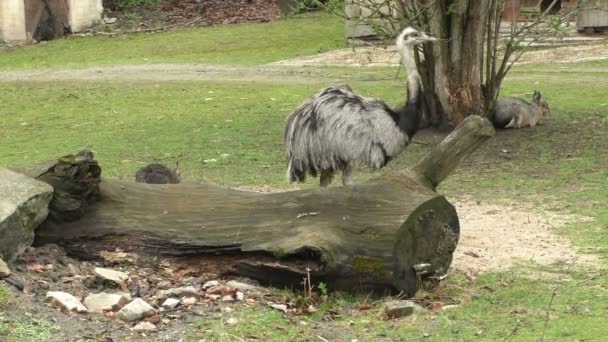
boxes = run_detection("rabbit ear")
[533,90,541,101]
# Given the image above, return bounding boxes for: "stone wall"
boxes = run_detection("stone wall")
[0,0,27,43]
[67,0,103,32]
[1,0,102,43]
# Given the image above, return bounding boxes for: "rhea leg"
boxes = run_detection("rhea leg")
[342,163,354,186]
[320,170,334,187]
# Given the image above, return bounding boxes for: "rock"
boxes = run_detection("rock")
[145,315,161,324]
[158,286,199,299]
[181,297,197,306]
[226,317,238,326]
[268,303,288,313]
[84,292,131,313]
[235,291,244,301]
[202,280,219,289]
[206,285,236,296]
[94,267,128,284]
[133,321,157,331]
[441,304,460,311]
[226,280,259,292]
[103,17,118,24]
[384,300,417,318]
[161,298,180,309]
[222,295,234,302]
[117,298,156,322]
[0,168,53,262]
[0,258,11,278]
[45,291,88,313]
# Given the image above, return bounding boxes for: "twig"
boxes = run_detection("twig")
[541,289,558,341]
[3,276,25,291]
[503,319,521,341]
[317,336,329,342]
[541,273,602,341]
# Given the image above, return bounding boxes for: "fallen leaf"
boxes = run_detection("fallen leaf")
[26,261,44,273]
[206,285,237,296]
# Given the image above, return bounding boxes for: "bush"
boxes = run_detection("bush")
[104,0,160,10]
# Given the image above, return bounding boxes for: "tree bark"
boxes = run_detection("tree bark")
[419,0,491,128]
[20,116,494,295]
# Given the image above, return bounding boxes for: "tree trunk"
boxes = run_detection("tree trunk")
[417,1,492,129]
[17,116,494,295]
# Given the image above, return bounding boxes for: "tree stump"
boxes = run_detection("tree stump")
[20,116,494,296]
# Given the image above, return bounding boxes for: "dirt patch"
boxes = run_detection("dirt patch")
[271,41,608,67]
[0,64,346,84]
[451,198,598,274]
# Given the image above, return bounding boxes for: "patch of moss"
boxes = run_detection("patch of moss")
[352,256,385,275]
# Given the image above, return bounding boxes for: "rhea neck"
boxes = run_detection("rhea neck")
[399,44,421,103]
[389,43,421,138]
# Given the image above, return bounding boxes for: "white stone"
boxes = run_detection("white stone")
[235,292,244,301]
[0,168,53,262]
[226,317,238,326]
[159,286,199,299]
[222,295,234,302]
[226,280,259,292]
[84,292,131,312]
[162,298,180,309]
[202,280,219,289]
[384,300,416,318]
[181,297,197,306]
[133,321,157,331]
[0,258,11,278]
[117,298,156,322]
[45,291,88,313]
[94,267,128,284]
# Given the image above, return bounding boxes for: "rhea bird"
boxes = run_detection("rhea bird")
[283,26,437,187]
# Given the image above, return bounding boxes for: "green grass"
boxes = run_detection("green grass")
[0,285,59,341]
[0,284,10,309]
[0,317,60,342]
[0,79,407,187]
[0,13,346,70]
[1,67,606,340]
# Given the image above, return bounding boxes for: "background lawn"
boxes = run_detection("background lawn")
[0,13,345,70]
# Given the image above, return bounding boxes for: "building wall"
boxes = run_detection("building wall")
[0,0,27,43]
[67,0,103,32]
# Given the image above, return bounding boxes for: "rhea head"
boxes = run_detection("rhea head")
[396,26,437,50]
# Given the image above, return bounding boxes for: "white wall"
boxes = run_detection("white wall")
[1,0,27,43]
[67,0,102,32]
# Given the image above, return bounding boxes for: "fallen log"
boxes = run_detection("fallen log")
[23,116,494,295]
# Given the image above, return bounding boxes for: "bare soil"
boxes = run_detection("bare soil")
[271,41,608,67]
[450,198,598,275]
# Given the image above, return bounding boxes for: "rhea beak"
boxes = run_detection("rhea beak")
[420,34,437,43]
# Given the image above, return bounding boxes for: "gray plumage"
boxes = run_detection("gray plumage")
[135,162,181,184]
[283,26,436,187]
[284,85,409,185]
